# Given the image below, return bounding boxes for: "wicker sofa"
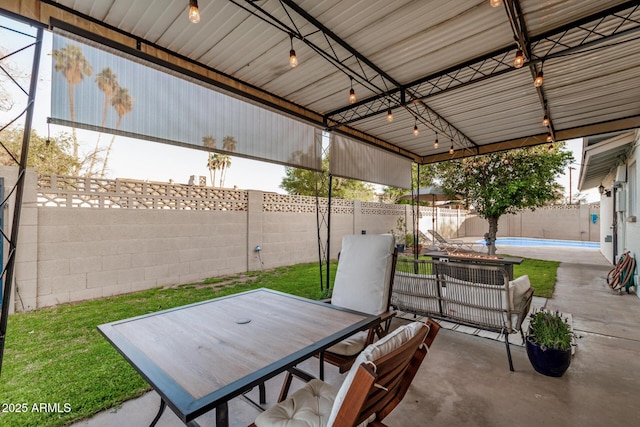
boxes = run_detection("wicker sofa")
[391,258,534,371]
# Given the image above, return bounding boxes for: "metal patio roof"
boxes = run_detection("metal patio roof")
[578,130,637,191]
[3,0,640,164]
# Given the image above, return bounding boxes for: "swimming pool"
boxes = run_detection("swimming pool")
[475,237,600,248]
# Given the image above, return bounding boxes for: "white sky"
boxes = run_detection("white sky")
[1,16,599,201]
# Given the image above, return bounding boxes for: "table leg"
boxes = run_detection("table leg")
[149,398,166,427]
[215,402,229,427]
[319,351,325,381]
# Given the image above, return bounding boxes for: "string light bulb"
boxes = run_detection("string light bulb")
[188,0,200,24]
[490,0,503,7]
[548,143,554,152]
[546,133,553,143]
[434,132,439,149]
[514,49,524,68]
[413,119,419,136]
[542,115,550,127]
[534,70,544,87]
[387,108,393,122]
[349,77,356,104]
[449,139,454,155]
[289,34,298,68]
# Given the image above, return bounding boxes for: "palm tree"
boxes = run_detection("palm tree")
[52,43,94,169]
[202,135,216,150]
[89,67,119,175]
[218,154,232,187]
[222,135,237,152]
[206,153,219,187]
[101,86,133,178]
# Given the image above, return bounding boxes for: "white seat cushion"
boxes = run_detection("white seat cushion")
[325,330,368,356]
[331,234,395,315]
[254,379,338,427]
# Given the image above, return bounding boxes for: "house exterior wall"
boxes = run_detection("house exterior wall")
[595,131,640,299]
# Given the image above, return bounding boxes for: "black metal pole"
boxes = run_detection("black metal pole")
[327,174,332,290]
[0,27,44,375]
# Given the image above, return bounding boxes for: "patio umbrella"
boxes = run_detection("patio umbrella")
[400,186,450,235]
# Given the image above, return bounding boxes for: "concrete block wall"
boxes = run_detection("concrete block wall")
[0,169,602,312]
[34,208,248,309]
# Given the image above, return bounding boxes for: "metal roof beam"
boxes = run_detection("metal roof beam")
[325,2,640,131]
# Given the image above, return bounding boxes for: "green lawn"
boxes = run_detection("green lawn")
[0,256,556,427]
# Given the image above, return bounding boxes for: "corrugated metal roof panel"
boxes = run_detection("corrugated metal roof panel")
[11,0,638,165]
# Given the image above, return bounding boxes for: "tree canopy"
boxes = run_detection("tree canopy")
[280,156,375,200]
[0,127,79,175]
[436,143,573,254]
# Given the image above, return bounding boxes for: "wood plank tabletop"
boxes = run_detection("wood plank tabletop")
[98,288,378,422]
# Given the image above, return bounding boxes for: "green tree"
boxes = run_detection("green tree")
[280,156,376,201]
[436,143,573,255]
[0,127,79,175]
[89,67,119,174]
[52,43,93,165]
[101,86,133,178]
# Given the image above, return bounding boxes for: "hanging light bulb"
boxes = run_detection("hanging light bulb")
[434,132,439,149]
[449,139,454,155]
[534,70,544,87]
[490,0,503,7]
[548,143,554,152]
[349,77,356,104]
[513,49,524,68]
[289,34,298,68]
[413,119,419,136]
[188,0,200,24]
[542,115,550,127]
[546,133,553,143]
[387,108,393,122]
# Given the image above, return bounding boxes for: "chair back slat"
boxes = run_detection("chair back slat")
[332,319,440,426]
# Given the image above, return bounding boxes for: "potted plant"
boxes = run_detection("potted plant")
[393,217,408,253]
[525,309,574,377]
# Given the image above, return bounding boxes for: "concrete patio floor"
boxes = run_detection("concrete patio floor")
[73,245,640,427]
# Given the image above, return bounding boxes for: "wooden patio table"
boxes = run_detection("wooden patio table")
[98,288,380,427]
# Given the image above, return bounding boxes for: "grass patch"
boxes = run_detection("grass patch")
[0,256,554,426]
[510,256,559,299]
[0,262,336,427]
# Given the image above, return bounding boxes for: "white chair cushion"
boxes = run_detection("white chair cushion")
[326,321,428,427]
[325,330,368,356]
[331,234,395,315]
[254,379,338,427]
[509,275,531,311]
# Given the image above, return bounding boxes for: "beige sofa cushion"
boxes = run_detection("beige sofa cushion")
[509,275,531,311]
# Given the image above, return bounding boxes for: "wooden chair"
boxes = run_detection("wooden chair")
[321,234,398,375]
[251,319,440,427]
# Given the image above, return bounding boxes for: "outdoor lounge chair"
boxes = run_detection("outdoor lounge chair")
[428,229,480,252]
[251,319,440,427]
[319,234,398,375]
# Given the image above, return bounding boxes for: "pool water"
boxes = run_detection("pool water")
[475,237,600,248]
